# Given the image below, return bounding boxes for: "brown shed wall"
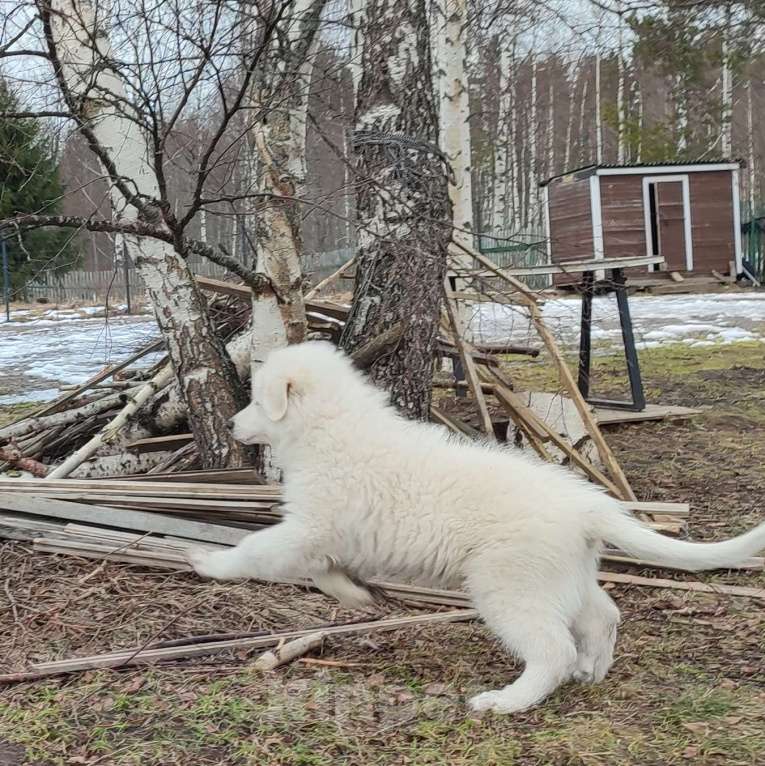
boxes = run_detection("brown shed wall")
[547,176,593,285]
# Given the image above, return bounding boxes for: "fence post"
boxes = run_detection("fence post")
[122,240,132,315]
[2,238,9,322]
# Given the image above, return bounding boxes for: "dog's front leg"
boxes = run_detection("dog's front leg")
[187,520,316,582]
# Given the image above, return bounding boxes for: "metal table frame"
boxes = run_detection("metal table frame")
[577,268,646,412]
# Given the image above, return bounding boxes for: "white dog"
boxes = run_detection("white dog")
[188,342,765,714]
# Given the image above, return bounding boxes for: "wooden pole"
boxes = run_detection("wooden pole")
[451,242,637,501]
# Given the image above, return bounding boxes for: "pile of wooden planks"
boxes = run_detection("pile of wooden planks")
[1,475,763,685]
[0,477,760,576]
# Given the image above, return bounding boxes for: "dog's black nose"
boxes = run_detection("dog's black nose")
[227,417,235,429]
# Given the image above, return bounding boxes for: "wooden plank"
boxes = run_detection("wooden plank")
[595,404,701,425]
[429,406,482,440]
[195,275,351,320]
[454,244,637,502]
[304,257,356,298]
[120,468,263,484]
[9,609,479,680]
[0,493,248,546]
[597,571,765,600]
[127,434,194,454]
[0,479,281,498]
[442,288,495,439]
[619,501,689,517]
[469,255,664,278]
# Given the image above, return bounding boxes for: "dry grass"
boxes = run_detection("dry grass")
[1,340,765,765]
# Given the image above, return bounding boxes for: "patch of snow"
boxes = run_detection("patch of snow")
[471,292,765,354]
[0,388,60,405]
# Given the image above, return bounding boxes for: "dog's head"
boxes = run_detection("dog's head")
[230,341,347,445]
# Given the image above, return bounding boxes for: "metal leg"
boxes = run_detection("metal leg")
[577,271,595,398]
[448,274,466,397]
[579,268,646,412]
[613,268,646,411]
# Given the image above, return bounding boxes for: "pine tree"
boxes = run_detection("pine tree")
[0,78,77,295]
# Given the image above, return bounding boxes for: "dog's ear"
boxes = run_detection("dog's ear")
[262,373,291,421]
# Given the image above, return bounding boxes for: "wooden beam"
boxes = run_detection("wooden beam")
[0,493,248,546]
[442,287,495,439]
[127,434,194,454]
[461,255,664,278]
[452,242,637,501]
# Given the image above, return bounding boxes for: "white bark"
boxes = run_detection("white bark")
[564,59,580,171]
[721,11,733,158]
[578,73,589,165]
[545,62,554,182]
[51,1,249,468]
[616,7,626,164]
[492,41,512,231]
[527,56,539,228]
[47,366,175,479]
[747,78,756,202]
[435,0,474,251]
[595,52,603,164]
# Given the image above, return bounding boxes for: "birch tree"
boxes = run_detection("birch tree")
[0,0,331,470]
[340,0,452,419]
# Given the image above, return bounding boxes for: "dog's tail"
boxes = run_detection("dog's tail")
[593,502,765,571]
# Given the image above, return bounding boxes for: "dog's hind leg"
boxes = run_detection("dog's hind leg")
[571,583,620,684]
[312,559,387,610]
[186,520,318,582]
[466,565,578,714]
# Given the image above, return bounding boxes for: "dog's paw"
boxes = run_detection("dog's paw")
[468,690,504,713]
[468,689,527,715]
[186,547,222,579]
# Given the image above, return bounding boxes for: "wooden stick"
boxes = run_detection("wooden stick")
[597,571,765,599]
[452,242,636,501]
[0,493,248,545]
[350,322,404,370]
[305,258,356,298]
[490,381,623,497]
[429,406,482,440]
[442,286,495,439]
[251,632,327,671]
[0,610,478,683]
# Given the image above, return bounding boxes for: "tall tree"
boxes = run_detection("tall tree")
[340,0,452,420]
[0,79,77,293]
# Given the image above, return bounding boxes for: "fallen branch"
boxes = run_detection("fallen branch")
[350,322,404,370]
[0,609,477,684]
[251,632,327,671]
[46,365,175,480]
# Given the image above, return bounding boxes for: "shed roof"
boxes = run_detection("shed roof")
[540,159,743,187]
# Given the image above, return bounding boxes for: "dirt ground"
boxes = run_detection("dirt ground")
[1,341,764,765]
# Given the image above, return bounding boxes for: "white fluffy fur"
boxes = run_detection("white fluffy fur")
[188,342,765,714]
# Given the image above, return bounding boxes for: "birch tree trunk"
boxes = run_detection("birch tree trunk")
[435,0,473,250]
[527,56,539,228]
[340,0,452,420]
[721,11,733,158]
[49,0,251,469]
[595,52,603,165]
[616,6,626,164]
[492,41,512,231]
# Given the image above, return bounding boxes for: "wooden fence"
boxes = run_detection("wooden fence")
[22,248,355,305]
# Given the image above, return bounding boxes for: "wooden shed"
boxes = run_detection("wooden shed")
[540,161,743,285]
